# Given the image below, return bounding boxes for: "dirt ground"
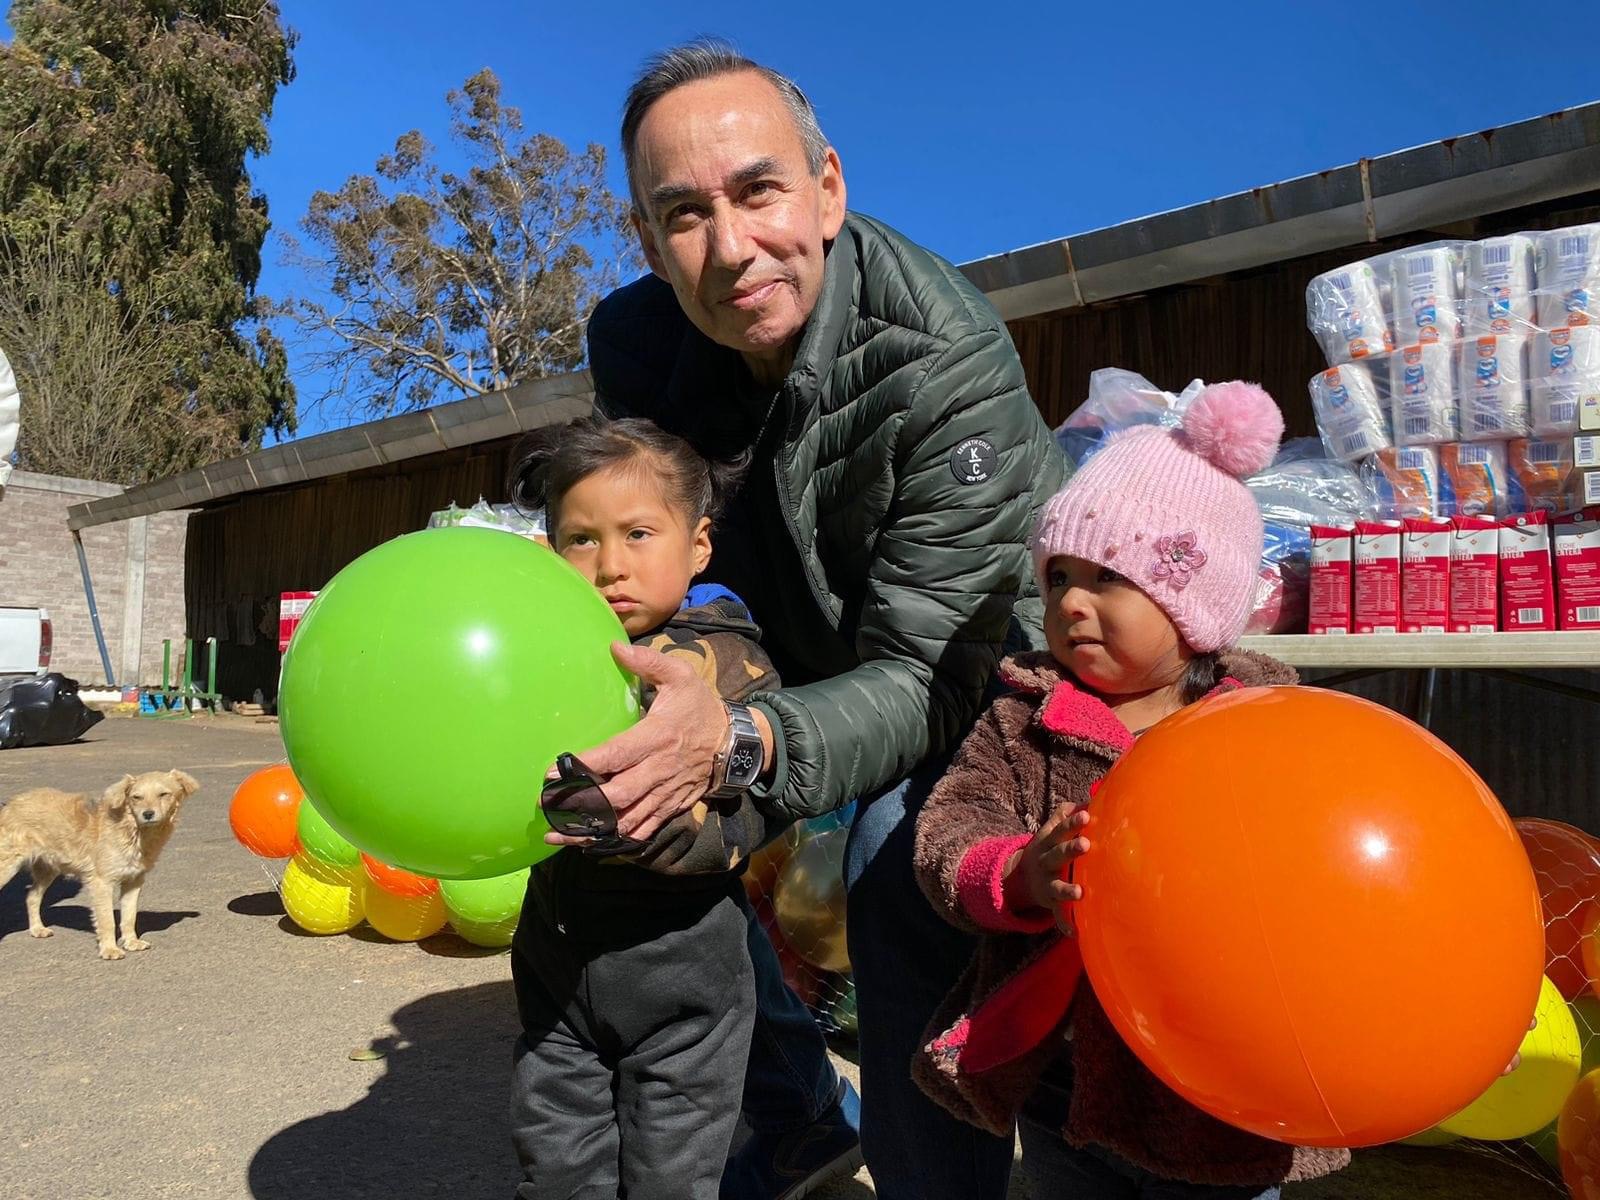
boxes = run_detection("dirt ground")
[0,717,1560,1199]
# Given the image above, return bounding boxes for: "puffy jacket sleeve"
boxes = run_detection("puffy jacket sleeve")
[912,695,1052,935]
[752,328,1066,820]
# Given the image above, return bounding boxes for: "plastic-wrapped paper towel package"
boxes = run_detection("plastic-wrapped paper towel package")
[1531,324,1600,436]
[1306,262,1393,364]
[1303,222,1600,523]
[1535,224,1600,329]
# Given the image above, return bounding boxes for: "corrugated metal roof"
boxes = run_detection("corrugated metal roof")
[960,102,1600,320]
[67,101,1600,531]
[66,369,594,530]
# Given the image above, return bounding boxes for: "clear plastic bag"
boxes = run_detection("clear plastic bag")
[1054,368,1202,469]
[1244,442,1371,634]
[427,497,547,540]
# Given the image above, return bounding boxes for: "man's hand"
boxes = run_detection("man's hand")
[545,642,729,845]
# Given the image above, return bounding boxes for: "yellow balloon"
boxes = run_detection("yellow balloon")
[363,884,447,942]
[1439,974,1581,1140]
[281,854,365,935]
[772,828,850,974]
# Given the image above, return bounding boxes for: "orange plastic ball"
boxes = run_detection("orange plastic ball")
[1516,819,1600,1001]
[360,853,439,898]
[1074,687,1544,1148]
[1560,1067,1600,1199]
[228,764,304,859]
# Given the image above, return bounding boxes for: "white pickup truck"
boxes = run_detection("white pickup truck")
[0,606,51,677]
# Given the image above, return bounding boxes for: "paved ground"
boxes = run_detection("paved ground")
[0,718,1560,1199]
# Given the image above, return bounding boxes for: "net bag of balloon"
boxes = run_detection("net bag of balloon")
[1072,686,1544,1148]
[744,805,858,1037]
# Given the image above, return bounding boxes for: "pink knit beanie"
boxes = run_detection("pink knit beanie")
[1032,381,1284,653]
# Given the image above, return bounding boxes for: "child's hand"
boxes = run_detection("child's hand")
[1003,803,1090,925]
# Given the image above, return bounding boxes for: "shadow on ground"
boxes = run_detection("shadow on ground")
[246,978,876,1200]
[249,980,520,1199]
[0,875,199,941]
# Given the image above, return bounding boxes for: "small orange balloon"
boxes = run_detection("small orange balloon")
[360,853,439,898]
[229,765,304,858]
[1517,819,1600,1001]
[1559,1068,1600,1199]
[1074,687,1544,1148]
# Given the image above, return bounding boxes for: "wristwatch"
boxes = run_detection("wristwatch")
[709,701,765,798]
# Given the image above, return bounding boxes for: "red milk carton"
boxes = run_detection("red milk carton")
[1448,516,1499,632]
[1499,513,1555,632]
[1353,520,1403,634]
[1308,524,1353,635]
[278,591,317,653]
[1400,519,1451,633]
[1555,507,1600,631]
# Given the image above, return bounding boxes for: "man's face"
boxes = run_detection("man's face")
[630,71,846,385]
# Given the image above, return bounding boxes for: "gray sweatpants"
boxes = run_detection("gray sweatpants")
[509,858,755,1200]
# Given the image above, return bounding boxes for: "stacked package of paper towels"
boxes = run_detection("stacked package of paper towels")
[1303,224,1600,632]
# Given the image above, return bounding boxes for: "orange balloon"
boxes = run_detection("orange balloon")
[1074,687,1544,1148]
[1517,819,1600,1001]
[228,765,304,858]
[360,853,439,898]
[1584,909,1600,1003]
[743,827,800,904]
[1559,1067,1600,1199]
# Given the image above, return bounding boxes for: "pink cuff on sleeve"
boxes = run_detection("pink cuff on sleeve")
[955,835,1057,933]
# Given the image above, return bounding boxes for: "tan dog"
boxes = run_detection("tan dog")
[0,770,199,959]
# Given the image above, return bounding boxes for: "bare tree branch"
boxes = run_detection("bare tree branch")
[278,68,639,418]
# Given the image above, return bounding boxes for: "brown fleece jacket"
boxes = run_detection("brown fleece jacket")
[911,649,1351,1188]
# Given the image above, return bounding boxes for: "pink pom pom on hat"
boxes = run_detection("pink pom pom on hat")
[1031,380,1284,653]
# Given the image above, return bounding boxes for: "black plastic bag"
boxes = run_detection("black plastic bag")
[0,673,104,749]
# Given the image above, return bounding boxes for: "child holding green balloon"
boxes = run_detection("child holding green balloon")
[503,416,792,1200]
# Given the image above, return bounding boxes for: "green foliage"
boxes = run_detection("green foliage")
[0,0,296,481]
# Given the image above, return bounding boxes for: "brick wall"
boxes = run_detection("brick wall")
[0,471,189,686]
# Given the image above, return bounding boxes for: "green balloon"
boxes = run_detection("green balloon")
[279,529,639,879]
[829,985,859,1037]
[440,869,529,928]
[450,916,519,949]
[1526,1119,1559,1168]
[296,796,359,866]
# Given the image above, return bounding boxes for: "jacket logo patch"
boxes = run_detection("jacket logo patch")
[951,438,998,485]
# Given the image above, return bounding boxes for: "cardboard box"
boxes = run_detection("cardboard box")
[1585,389,1600,431]
[278,591,317,654]
[1400,519,1451,633]
[1353,520,1403,634]
[1308,524,1353,635]
[1568,467,1600,510]
[1499,513,1555,632]
[1575,435,1600,469]
[1448,516,1499,633]
[1555,508,1600,630]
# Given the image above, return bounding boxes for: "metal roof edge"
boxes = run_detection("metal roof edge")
[961,102,1600,321]
[66,370,595,530]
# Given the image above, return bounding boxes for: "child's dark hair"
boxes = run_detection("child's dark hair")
[506,416,747,533]
[1180,651,1225,704]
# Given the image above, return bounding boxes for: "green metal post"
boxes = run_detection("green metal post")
[162,640,171,691]
[207,638,218,697]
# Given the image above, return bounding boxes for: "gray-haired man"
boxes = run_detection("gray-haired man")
[512,41,1065,1200]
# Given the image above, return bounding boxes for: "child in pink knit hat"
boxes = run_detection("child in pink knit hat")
[909,382,1355,1198]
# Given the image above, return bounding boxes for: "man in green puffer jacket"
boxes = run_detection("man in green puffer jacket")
[565,41,1066,1200]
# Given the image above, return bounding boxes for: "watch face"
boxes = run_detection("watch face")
[727,737,761,784]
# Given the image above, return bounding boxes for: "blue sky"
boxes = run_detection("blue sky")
[8,2,1598,441]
